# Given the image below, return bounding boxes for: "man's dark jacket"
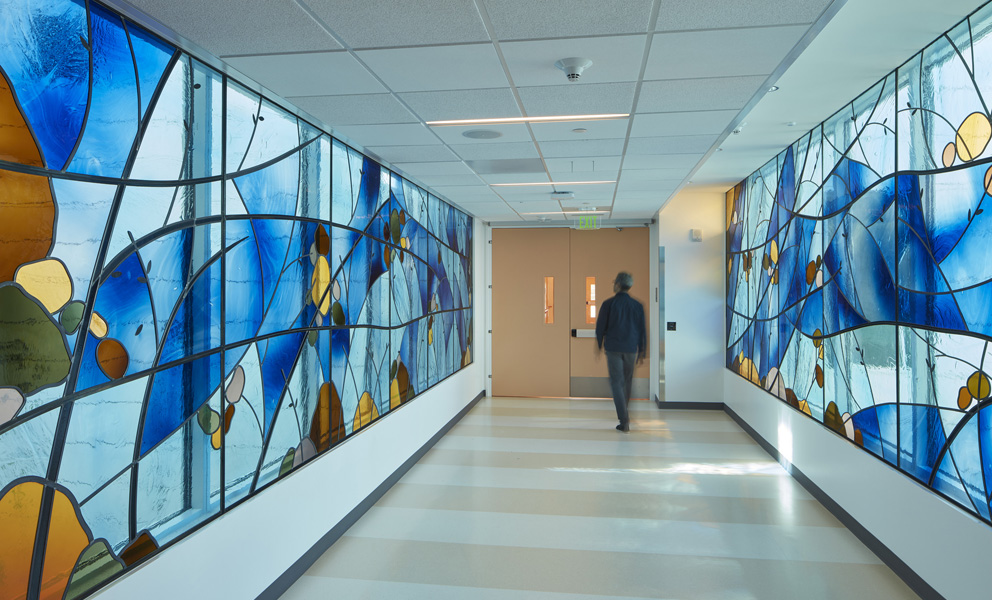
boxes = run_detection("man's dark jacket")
[595,291,646,356]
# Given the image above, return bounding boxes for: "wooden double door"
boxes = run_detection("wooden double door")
[492,227,649,398]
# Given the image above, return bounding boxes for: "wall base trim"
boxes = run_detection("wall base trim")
[655,400,724,410]
[256,390,487,600]
[720,404,943,600]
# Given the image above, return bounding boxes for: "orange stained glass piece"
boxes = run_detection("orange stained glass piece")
[119,531,158,567]
[310,382,332,452]
[39,489,91,600]
[329,381,345,444]
[96,339,129,380]
[0,480,44,600]
[353,391,379,431]
[0,169,55,282]
[0,76,43,167]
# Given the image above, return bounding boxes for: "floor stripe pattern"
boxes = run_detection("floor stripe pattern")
[280,397,917,599]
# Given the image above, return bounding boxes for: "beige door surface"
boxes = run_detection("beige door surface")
[492,228,571,397]
[569,228,650,398]
[492,227,650,398]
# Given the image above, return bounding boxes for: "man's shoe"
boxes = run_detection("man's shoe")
[616,423,629,433]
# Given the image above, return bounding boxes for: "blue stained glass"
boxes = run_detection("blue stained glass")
[225,219,264,346]
[251,218,295,313]
[981,406,992,511]
[128,56,187,180]
[234,149,301,217]
[49,179,118,302]
[124,19,175,119]
[258,332,306,434]
[236,99,303,172]
[58,377,147,500]
[299,135,330,221]
[936,412,991,519]
[88,252,157,374]
[0,0,89,169]
[79,468,131,553]
[899,404,948,483]
[257,222,310,336]
[66,4,138,177]
[140,350,222,455]
[159,255,222,364]
[224,343,265,505]
[0,409,58,493]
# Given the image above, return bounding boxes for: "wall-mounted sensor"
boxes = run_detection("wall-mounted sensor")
[690,228,703,242]
[555,57,593,82]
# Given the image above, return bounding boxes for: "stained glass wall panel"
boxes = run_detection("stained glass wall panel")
[0,0,474,597]
[728,0,992,526]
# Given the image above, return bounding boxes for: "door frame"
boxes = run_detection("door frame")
[484,221,659,399]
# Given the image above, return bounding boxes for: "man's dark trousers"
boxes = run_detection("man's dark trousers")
[606,350,636,427]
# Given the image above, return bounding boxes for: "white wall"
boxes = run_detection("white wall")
[93,221,489,600]
[725,372,992,599]
[657,189,725,404]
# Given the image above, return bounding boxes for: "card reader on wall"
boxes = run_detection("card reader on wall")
[571,329,596,338]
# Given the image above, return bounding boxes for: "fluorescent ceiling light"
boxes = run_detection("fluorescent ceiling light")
[491,180,615,187]
[427,113,628,126]
[521,210,610,215]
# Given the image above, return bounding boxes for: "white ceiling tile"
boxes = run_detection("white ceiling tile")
[333,123,440,147]
[393,162,476,177]
[656,0,832,31]
[126,0,341,56]
[620,168,692,181]
[545,157,623,173]
[465,158,546,175]
[549,171,621,182]
[357,44,507,92]
[501,36,646,87]
[304,0,490,48]
[615,189,677,200]
[630,110,739,137]
[225,52,384,96]
[530,119,630,142]
[618,178,683,192]
[645,26,809,80]
[431,123,533,145]
[399,88,521,121]
[637,76,766,112]
[430,184,501,198]
[417,174,486,187]
[483,0,653,40]
[481,172,550,184]
[450,141,539,160]
[609,208,664,219]
[287,94,417,125]
[623,154,703,169]
[366,145,460,163]
[454,201,520,219]
[537,138,625,158]
[625,135,718,155]
[517,83,636,116]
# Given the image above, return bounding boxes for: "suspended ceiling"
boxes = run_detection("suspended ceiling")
[117,0,987,222]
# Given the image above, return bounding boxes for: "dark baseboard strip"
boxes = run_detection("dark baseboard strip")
[655,401,725,410]
[256,389,487,600]
[721,405,943,600]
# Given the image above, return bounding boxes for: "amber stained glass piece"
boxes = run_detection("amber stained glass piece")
[96,339,128,380]
[119,531,158,567]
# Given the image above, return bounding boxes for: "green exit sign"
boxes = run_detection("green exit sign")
[575,215,600,230]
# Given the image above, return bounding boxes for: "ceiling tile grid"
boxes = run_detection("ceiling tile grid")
[132,0,913,222]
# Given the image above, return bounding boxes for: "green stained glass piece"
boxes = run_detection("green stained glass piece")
[196,403,220,434]
[60,300,85,334]
[279,447,295,476]
[65,540,124,600]
[332,301,345,326]
[307,330,318,346]
[0,286,70,394]
[390,209,401,244]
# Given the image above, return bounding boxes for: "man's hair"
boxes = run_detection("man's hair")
[615,271,633,291]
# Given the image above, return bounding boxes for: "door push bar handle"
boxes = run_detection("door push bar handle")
[571,329,596,339]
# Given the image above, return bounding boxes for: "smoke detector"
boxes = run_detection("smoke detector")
[554,57,593,82]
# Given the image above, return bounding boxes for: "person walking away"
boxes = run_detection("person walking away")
[595,271,646,433]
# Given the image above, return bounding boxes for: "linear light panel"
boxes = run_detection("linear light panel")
[491,181,615,187]
[426,113,629,126]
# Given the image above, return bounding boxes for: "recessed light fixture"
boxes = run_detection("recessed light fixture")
[768,85,780,92]
[785,121,797,127]
[426,114,628,127]
[572,128,588,134]
[462,129,502,139]
[491,180,615,187]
